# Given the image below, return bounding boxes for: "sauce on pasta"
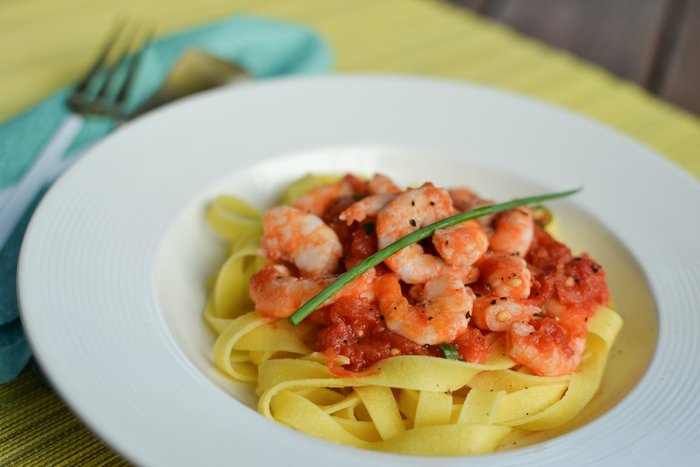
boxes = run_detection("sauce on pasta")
[203,173,623,455]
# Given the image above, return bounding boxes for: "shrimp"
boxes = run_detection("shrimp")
[489,207,534,257]
[449,188,495,232]
[478,253,532,299]
[506,315,587,376]
[338,193,395,224]
[250,264,376,319]
[336,173,402,224]
[250,264,326,318]
[448,188,481,212]
[376,273,474,345]
[367,173,401,195]
[292,175,364,216]
[471,296,539,332]
[376,183,462,284]
[260,206,342,278]
[433,220,489,268]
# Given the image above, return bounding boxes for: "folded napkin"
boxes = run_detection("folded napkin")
[0,15,332,383]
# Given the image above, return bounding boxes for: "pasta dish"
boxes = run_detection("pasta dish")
[203,173,622,455]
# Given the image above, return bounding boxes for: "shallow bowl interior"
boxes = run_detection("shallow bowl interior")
[156,146,658,448]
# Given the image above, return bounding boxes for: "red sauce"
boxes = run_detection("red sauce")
[279,190,610,375]
[346,225,378,268]
[555,255,609,317]
[527,225,573,272]
[524,317,576,358]
[526,225,609,317]
[316,296,431,373]
[322,196,356,257]
[454,326,490,364]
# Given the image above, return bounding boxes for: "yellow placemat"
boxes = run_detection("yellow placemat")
[1,0,698,465]
[1,0,698,177]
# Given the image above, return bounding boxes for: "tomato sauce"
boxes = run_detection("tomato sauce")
[522,317,577,358]
[311,193,609,375]
[454,326,490,363]
[316,296,432,373]
[527,225,609,317]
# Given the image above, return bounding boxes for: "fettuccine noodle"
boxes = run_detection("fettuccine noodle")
[203,175,623,455]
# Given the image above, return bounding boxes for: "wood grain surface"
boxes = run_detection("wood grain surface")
[450,0,699,116]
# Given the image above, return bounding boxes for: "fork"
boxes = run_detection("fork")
[0,23,150,250]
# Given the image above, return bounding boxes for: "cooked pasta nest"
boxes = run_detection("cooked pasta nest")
[203,175,622,455]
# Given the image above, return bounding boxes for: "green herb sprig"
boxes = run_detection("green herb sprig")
[439,343,460,360]
[288,187,581,325]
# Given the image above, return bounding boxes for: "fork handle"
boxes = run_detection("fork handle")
[0,114,84,250]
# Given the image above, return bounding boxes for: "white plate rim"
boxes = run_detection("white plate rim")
[18,73,700,466]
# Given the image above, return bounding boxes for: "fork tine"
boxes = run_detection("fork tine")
[68,21,150,119]
[70,21,126,106]
[92,26,138,107]
[112,30,153,118]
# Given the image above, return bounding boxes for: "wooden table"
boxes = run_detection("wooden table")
[452,0,700,117]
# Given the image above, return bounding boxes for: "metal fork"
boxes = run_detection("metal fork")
[0,23,150,249]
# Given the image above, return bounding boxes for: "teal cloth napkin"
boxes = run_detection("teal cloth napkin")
[0,15,332,383]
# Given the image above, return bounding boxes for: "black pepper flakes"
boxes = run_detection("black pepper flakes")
[409,219,417,227]
[490,299,497,305]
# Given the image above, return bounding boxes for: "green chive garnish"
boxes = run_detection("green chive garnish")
[439,343,460,360]
[287,187,581,325]
[531,204,554,227]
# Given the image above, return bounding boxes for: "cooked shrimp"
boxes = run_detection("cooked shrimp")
[471,296,539,332]
[376,183,461,284]
[478,253,532,299]
[433,220,489,268]
[292,175,363,216]
[449,188,495,232]
[367,173,401,195]
[506,315,587,376]
[376,273,475,345]
[250,264,326,318]
[338,193,395,224]
[489,207,534,257]
[250,264,376,319]
[448,188,481,212]
[260,206,342,278]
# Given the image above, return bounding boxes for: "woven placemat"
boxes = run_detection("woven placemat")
[0,367,128,465]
